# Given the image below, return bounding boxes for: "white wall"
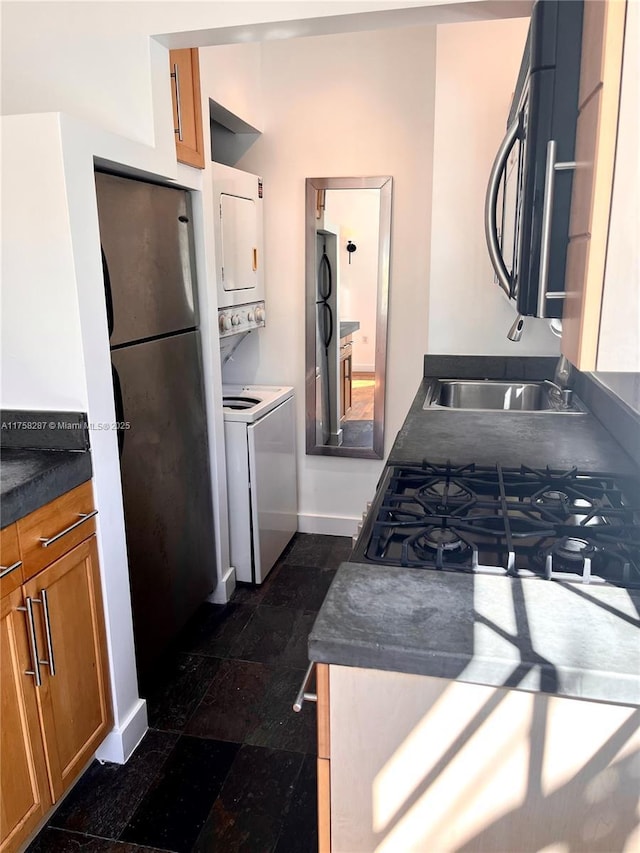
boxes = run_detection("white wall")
[325,189,380,372]
[218,25,437,532]
[1,115,87,409]
[428,17,560,355]
[0,1,498,140]
[199,42,264,132]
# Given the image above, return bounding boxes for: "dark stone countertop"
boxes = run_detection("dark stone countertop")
[309,562,640,706]
[339,321,360,339]
[309,356,640,703]
[1,448,93,527]
[1,410,92,527]
[389,377,639,475]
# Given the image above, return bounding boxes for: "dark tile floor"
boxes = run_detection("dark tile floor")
[27,533,352,853]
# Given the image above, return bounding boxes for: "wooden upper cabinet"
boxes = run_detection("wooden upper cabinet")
[169,48,205,169]
[562,0,627,370]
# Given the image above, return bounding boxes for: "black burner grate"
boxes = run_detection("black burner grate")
[355,461,640,587]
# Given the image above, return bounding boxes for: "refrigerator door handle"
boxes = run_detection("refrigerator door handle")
[324,302,333,351]
[102,245,114,339]
[112,364,125,458]
[318,247,332,300]
[485,116,521,298]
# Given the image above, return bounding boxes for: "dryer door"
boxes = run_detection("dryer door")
[220,194,258,293]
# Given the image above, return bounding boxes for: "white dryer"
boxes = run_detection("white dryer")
[222,385,297,584]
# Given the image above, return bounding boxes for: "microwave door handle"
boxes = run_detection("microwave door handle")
[485,117,520,298]
[537,139,576,317]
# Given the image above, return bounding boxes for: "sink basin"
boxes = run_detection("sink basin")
[423,380,585,413]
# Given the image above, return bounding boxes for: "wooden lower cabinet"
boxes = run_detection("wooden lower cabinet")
[339,341,352,421]
[316,663,331,853]
[0,536,112,852]
[24,538,112,802]
[0,588,52,853]
[326,665,640,853]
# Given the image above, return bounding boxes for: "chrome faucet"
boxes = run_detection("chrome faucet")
[507,314,525,342]
[544,356,574,408]
[543,380,574,408]
[553,354,572,388]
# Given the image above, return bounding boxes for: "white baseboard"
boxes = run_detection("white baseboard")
[298,513,359,537]
[96,697,148,764]
[208,565,236,604]
[353,363,375,374]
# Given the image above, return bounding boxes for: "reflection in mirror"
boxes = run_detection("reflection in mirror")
[305,177,392,458]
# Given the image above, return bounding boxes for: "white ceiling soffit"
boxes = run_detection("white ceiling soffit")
[157,0,533,49]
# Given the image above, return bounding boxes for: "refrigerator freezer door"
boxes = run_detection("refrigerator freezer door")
[111,330,216,674]
[247,397,297,584]
[95,172,198,346]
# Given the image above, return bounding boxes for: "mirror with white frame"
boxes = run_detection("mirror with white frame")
[305,176,392,459]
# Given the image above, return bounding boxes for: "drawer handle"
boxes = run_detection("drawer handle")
[39,510,98,548]
[33,590,56,676]
[0,560,22,579]
[17,598,42,686]
[293,662,317,712]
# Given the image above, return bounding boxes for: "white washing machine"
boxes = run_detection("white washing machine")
[222,385,297,584]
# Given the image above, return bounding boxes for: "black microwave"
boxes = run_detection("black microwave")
[485,0,584,320]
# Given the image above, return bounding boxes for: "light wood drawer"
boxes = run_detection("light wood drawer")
[339,342,353,361]
[0,523,23,598]
[17,482,96,581]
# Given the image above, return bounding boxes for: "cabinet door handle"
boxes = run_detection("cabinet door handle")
[17,598,42,686]
[39,510,98,548]
[0,560,22,579]
[171,63,183,142]
[33,590,56,676]
[293,662,317,712]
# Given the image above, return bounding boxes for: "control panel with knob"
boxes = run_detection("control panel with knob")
[217,301,266,339]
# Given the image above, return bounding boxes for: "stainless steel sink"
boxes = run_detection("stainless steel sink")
[423,380,586,413]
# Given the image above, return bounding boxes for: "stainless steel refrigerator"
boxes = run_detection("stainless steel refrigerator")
[95,171,216,677]
[315,230,339,446]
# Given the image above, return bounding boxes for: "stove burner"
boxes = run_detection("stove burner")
[422,481,469,501]
[553,537,596,562]
[420,527,465,552]
[536,489,570,505]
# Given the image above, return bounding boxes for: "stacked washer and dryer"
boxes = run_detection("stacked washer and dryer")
[212,163,297,584]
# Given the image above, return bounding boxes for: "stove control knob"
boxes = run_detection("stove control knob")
[219,313,231,332]
[254,306,265,324]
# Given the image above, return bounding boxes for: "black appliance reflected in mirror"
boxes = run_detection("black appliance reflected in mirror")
[305,176,392,459]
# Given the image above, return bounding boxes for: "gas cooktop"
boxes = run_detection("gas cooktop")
[351,461,640,588]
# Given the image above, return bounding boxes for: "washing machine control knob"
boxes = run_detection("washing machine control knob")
[254,306,265,324]
[219,313,231,332]
[247,309,255,323]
